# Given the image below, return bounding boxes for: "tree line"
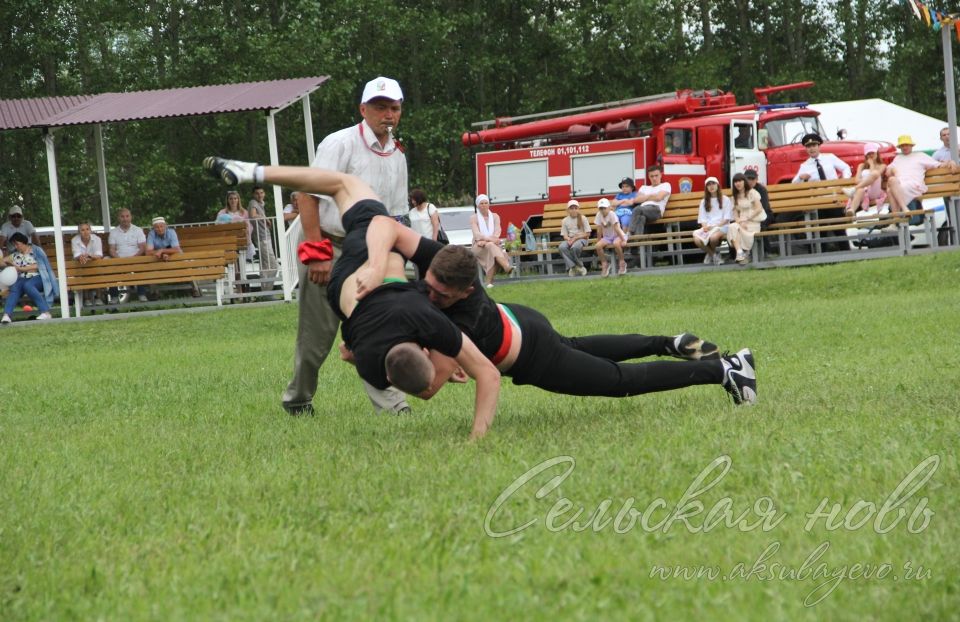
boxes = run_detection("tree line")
[0,0,954,226]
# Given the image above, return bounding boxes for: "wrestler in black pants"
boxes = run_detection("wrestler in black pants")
[506,304,723,396]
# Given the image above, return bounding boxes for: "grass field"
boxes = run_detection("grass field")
[2,252,959,621]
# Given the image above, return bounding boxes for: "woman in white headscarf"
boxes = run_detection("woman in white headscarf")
[470,194,512,288]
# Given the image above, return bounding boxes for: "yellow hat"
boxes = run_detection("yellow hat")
[897,134,915,147]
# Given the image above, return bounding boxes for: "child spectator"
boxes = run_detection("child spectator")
[559,199,591,276]
[693,177,732,266]
[594,198,628,276]
[611,177,637,229]
[843,143,887,216]
[726,173,766,264]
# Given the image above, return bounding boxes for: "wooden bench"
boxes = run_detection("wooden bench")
[756,169,960,260]
[64,250,230,316]
[516,191,705,273]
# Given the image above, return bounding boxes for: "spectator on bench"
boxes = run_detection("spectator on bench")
[886,134,958,214]
[628,165,671,237]
[71,221,105,305]
[611,177,637,230]
[470,194,512,288]
[727,173,766,265]
[693,177,732,266]
[108,208,148,303]
[559,199,591,277]
[1,232,57,323]
[792,133,851,252]
[744,170,775,255]
[933,127,953,163]
[1,205,40,255]
[595,198,628,277]
[842,143,887,216]
[146,216,201,299]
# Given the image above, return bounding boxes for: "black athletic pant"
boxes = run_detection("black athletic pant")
[506,304,722,397]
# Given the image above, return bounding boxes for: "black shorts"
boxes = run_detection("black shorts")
[327,199,389,320]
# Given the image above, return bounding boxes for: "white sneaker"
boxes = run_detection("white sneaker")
[568,268,577,277]
[703,253,712,265]
[577,266,587,276]
[37,312,52,320]
[1,313,11,324]
[713,253,724,266]
[485,283,494,289]
[138,294,148,302]
[601,265,609,278]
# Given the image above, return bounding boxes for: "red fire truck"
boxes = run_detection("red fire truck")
[461,82,896,226]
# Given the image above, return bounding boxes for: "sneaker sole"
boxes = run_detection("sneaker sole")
[203,157,239,186]
[672,333,720,361]
[723,349,757,405]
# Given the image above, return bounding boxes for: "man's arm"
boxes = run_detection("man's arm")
[834,155,852,178]
[453,333,501,440]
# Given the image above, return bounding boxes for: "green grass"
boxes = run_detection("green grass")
[2,252,959,621]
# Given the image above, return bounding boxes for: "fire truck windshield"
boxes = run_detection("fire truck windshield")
[764,116,826,148]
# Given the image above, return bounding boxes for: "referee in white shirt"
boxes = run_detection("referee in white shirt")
[791,133,852,252]
[282,77,411,416]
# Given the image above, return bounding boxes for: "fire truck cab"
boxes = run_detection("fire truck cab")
[463,83,895,227]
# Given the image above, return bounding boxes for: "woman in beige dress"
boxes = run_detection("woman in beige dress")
[470,194,512,288]
[726,172,766,264]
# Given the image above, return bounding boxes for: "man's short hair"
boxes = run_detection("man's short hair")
[744,169,758,180]
[385,343,433,394]
[9,232,29,245]
[430,245,478,290]
[252,185,264,192]
[646,165,662,174]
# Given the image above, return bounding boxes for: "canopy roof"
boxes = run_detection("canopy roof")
[0,76,328,130]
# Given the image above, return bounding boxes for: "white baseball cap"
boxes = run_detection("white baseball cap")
[151,216,167,225]
[361,77,403,103]
[8,205,23,216]
[566,199,580,208]
[597,198,611,209]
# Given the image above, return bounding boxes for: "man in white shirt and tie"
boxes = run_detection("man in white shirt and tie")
[791,133,852,183]
[791,133,852,251]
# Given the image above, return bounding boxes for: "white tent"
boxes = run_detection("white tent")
[813,98,946,152]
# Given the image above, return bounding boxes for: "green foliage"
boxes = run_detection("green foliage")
[0,253,958,619]
[1,1,957,222]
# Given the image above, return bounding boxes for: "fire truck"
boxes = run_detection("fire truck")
[461,82,896,226]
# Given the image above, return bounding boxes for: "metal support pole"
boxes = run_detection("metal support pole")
[266,111,293,301]
[943,25,958,162]
[302,93,315,163]
[94,124,112,232]
[43,131,70,319]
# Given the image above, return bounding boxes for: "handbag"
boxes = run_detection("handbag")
[436,226,450,245]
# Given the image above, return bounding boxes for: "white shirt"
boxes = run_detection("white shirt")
[71,233,103,258]
[637,182,672,215]
[792,152,851,183]
[698,196,734,227]
[108,224,146,258]
[409,203,438,238]
[933,146,952,162]
[310,119,409,236]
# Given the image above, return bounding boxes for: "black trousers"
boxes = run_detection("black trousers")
[506,304,722,397]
